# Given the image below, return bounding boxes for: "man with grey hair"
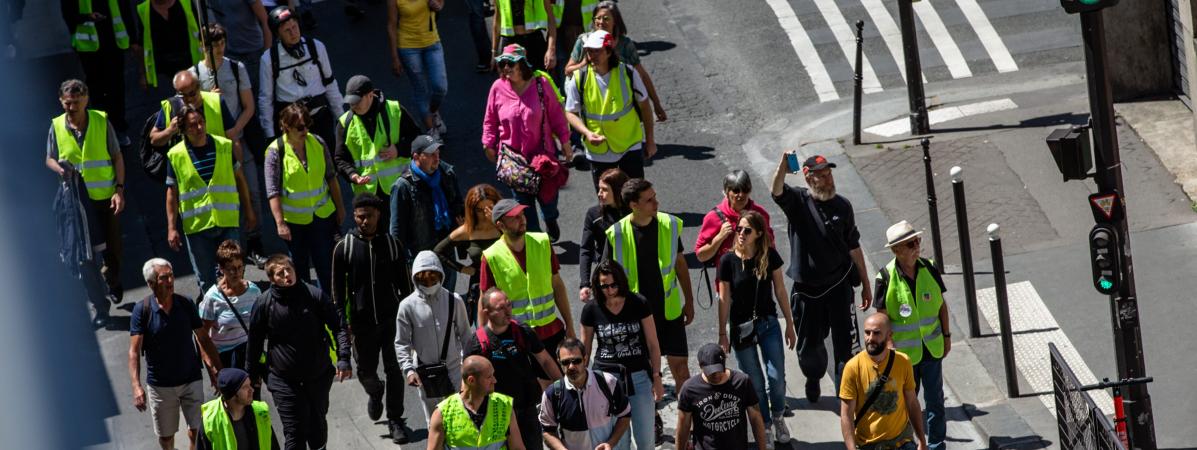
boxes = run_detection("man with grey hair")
[130,258,223,450]
[695,169,776,271]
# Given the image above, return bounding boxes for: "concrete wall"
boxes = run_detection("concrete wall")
[1104,1,1174,101]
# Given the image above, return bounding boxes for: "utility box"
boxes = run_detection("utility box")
[1047,126,1093,182]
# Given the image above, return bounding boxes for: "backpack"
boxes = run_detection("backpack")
[138,96,184,184]
[549,372,624,428]
[475,320,528,354]
[576,64,643,122]
[270,37,332,101]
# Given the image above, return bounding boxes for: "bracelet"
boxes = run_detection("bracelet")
[943,333,952,338]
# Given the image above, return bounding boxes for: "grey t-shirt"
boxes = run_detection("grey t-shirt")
[205,0,265,55]
[189,57,253,119]
[46,118,120,161]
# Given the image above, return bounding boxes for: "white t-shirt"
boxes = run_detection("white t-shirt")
[564,65,648,162]
[199,282,263,352]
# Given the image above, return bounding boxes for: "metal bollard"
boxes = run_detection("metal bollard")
[951,167,981,338]
[988,223,1019,397]
[853,20,865,145]
[922,138,944,272]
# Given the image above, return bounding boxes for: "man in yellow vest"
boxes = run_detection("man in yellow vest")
[46,79,127,327]
[479,199,576,356]
[334,75,421,226]
[491,0,558,71]
[150,70,239,151]
[563,30,655,187]
[165,105,257,295]
[604,178,694,386]
[873,220,949,450]
[197,368,279,450]
[133,0,203,89]
[428,355,527,450]
[62,0,133,144]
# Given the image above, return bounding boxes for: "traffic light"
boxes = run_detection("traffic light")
[1047,126,1093,181]
[1061,0,1119,14]
[1089,223,1121,295]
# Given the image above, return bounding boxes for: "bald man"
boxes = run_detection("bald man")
[149,70,238,150]
[838,313,928,450]
[427,356,526,450]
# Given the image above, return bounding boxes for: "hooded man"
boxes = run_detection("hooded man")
[395,250,473,421]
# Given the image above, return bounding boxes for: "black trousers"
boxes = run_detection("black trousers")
[353,322,405,421]
[91,199,123,301]
[588,150,645,191]
[499,31,549,72]
[268,368,335,449]
[78,47,128,132]
[516,405,544,450]
[793,280,856,390]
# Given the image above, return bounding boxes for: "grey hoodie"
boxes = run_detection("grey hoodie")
[395,251,473,377]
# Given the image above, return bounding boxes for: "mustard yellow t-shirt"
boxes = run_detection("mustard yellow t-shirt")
[839,349,916,445]
[395,0,440,48]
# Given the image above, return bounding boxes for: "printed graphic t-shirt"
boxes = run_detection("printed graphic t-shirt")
[579,293,653,374]
[677,371,759,450]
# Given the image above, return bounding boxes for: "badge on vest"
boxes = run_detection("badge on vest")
[922,292,931,302]
[899,303,913,318]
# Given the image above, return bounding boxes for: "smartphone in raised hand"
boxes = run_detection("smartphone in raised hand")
[785,151,801,174]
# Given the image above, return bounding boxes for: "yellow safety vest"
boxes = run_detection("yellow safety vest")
[137,0,203,88]
[577,64,643,155]
[161,91,227,138]
[533,70,564,104]
[167,135,240,235]
[200,399,272,450]
[339,100,407,196]
[606,213,683,320]
[551,0,598,30]
[53,110,116,200]
[482,233,557,328]
[880,259,945,366]
[274,134,336,225]
[497,0,549,36]
[72,0,130,52]
[439,392,513,450]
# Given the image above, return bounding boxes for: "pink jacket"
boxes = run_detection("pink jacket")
[482,77,570,161]
[695,198,775,272]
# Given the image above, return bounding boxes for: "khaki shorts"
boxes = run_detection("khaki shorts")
[147,380,204,437]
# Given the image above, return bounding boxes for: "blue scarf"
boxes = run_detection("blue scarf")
[410,160,451,231]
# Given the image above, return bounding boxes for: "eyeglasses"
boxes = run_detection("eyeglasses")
[178,88,199,98]
[560,358,585,367]
[594,15,613,22]
[598,282,619,291]
[903,238,921,249]
[737,227,756,235]
[728,188,749,194]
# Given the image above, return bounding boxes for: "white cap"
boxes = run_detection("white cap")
[582,30,613,49]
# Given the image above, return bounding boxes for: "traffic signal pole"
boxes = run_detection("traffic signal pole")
[1079,9,1156,449]
[898,0,930,135]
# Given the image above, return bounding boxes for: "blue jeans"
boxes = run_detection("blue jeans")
[286,215,336,291]
[185,226,241,295]
[621,370,654,450]
[512,188,560,233]
[463,0,492,64]
[732,316,787,425]
[914,355,945,450]
[396,43,449,126]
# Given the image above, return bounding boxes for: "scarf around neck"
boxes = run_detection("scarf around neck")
[410,160,451,231]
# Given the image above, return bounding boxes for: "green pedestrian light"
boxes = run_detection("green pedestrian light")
[1089,224,1121,295]
[1061,0,1119,14]
[1099,278,1113,290]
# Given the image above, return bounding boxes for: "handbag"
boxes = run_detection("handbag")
[414,296,456,398]
[495,78,554,195]
[732,267,762,349]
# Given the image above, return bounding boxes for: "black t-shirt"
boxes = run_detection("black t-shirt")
[718,248,784,324]
[148,0,193,77]
[771,185,860,287]
[612,218,683,318]
[468,396,491,430]
[677,371,759,450]
[580,293,653,373]
[465,323,546,409]
[230,407,254,448]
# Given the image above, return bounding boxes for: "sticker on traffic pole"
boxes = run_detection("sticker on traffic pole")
[1089,192,1120,222]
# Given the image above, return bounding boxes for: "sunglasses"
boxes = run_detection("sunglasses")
[737,227,756,235]
[560,357,585,367]
[728,188,750,194]
[497,59,516,68]
[598,282,619,290]
[903,238,921,249]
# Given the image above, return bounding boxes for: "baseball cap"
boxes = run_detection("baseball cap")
[582,30,614,49]
[802,155,837,173]
[343,75,374,106]
[491,198,528,223]
[411,135,442,155]
[696,343,727,376]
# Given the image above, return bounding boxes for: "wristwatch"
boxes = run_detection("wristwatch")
[115,183,125,190]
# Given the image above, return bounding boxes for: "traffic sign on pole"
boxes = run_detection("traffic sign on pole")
[1089,192,1120,222]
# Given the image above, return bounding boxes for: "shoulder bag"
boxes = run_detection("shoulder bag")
[495,78,553,195]
[415,297,457,398]
[853,349,895,427]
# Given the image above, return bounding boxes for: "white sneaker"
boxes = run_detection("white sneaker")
[764,424,775,450]
[774,418,792,444]
[434,112,447,134]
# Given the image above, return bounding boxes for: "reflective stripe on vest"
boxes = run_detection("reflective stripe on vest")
[137,0,203,87]
[482,233,558,327]
[551,0,598,30]
[201,399,272,450]
[73,0,131,52]
[497,0,549,36]
[606,212,683,320]
[168,135,240,234]
[439,393,513,450]
[53,110,116,200]
[578,64,643,155]
[161,92,226,138]
[339,99,407,196]
[276,134,335,225]
[881,259,945,366]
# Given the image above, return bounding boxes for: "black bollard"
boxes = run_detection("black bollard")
[989,223,1018,398]
[853,20,865,145]
[922,138,944,272]
[951,166,981,338]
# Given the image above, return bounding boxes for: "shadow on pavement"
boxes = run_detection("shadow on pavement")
[655,143,716,161]
[637,40,677,57]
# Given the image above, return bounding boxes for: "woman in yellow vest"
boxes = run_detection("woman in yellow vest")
[265,103,345,291]
[874,220,950,450]
[491,0,558,71]
[564,2,666,123]
[197,368,279,450]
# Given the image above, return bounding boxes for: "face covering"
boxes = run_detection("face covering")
[417,284,441,297]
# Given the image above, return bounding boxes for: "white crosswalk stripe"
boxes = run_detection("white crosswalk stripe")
[813,0,884,93]
[955,0,1019,73]
[913,0,973,79]
[764,0,840,102]
[861,0,927,83]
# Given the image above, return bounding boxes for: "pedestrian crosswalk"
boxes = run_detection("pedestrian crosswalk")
[769,0,1078,102]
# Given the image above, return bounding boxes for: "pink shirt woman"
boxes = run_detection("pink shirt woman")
[482,49,571,163]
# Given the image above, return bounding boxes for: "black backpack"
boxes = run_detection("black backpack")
[549,372,624,426]
[138,96,184,184]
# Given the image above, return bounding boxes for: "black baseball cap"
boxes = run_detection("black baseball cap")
[491,198,528,223]
[344,75,374,105]
[697,343,727,376]
[803,155,837,172]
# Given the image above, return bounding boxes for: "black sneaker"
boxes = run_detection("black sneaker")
[389,420,410,444]
[805,378,820,404]
[654,412,665,446]
[367,392,383,421]
[545,219,561,243]
[91,311,110,329]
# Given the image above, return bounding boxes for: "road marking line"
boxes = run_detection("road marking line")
[812,0,883,94]
[913,0,973,79]
[976,281,1114,416]
[763,0,839,102]
[860,0,928,84]
[863,98,1017,136]
[955,0,1019,73]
